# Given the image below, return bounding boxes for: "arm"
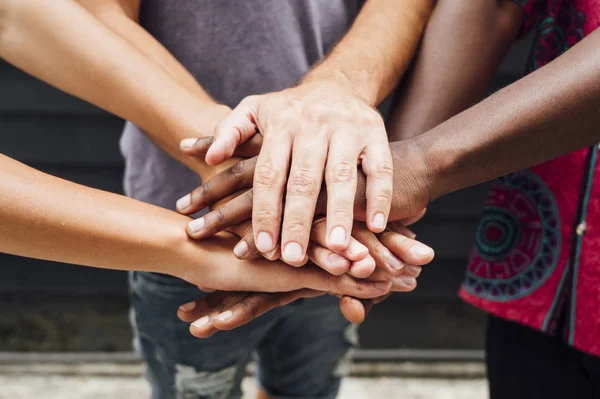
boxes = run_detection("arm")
[388,0,524,140]
[0,0,227,178]
[0,154,388,299]
[419,27,600,201]
[200,0,434,265]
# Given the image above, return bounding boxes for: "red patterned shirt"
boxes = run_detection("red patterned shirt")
[460,0,600,356]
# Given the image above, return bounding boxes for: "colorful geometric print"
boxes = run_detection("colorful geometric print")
[527,1,586,72]
[465,170,561,301]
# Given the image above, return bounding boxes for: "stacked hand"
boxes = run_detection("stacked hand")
[176,135,434,337]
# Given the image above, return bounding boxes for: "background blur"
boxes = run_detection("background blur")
[0,34,534,359]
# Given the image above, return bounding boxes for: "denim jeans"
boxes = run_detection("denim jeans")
[129,271,358,399]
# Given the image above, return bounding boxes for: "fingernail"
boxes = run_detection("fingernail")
[372,213,386,230]
[179,301,196,312]
[329,226,346,246]
[401,276,417,286]
[233,240,249,258]
[192,316,209,328]
[180,138,197,150]
[214,310,233,322]
[374,281,391,291]
[407,265,422,276]
[256,232,274,252]
[283,242,304,262]
[188,217,205,233]
[176,194,191,212]
[386,253,405,271]
[411,244,433,258]
[348,241,368,257]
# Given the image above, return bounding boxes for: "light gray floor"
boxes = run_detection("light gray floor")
[0,375,488,399]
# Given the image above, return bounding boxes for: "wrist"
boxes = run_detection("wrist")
[409,127,464,201]
[301,67,378,106]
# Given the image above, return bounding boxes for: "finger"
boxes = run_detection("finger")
[297,267,391,299]
[307,243,351,276]
[176,291,248,324]
[366,268,417,293]
[176,159,256,215]
[206,96,259,166]
[352,223,407,276]
[280,136,328,266]
[252,131,293,255]
[212,290,324,333]
[310,218,369,262]
[347,255,376,279]
[188,292,254,338]
[379,230,434,266]
[388,222,417,240]
[324,135,361,252]
[208,251,389,299]
[339,296,368,324]
[186,190,253,239]
[181,135,263,159]
[361,141,394,233]
[225,221,260,260]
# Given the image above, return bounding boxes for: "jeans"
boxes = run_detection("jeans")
[129,271,358,399]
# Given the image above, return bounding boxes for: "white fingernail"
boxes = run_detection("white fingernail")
[256,232,274,252]
[180,138,197,150]
[192,316,209,328]
[176,194,191,212]
[372,213,386,230]
[214,310,232,322]
[329,226,346,246]
[411,244,433,257]
[233,241,249,258]
[179,301,196,312]
[283,242,303,262]
[188,217,205,233]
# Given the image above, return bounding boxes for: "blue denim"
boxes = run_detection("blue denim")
[129,271,358,399]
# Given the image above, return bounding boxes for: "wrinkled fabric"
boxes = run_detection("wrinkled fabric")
[460,0,600,357]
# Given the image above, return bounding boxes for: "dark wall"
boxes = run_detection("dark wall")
[0,34,534,352]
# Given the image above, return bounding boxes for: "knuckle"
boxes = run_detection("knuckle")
[332,206,353,221]
[254,206,279,224]
[287,171,319,196]
[303,103,329,123]
[213,208,226,224]
[254,162,280,188]
[229,160,247,179]
[285,219,310,235]
[329,161,356,184]
[374,160,394,178]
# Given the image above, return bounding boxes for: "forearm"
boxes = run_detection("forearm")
[419,29,600,200]
[302,0,434,105]
[388,0,523,140]
[0,0,225,177]
[0,154,196,277]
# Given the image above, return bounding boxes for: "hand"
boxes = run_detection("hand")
[199,81,394,265]
[177,139,430,243]
[177,233,392,298]
[177,224,433,338]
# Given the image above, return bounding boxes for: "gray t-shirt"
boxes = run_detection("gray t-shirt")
[120,0,361,210]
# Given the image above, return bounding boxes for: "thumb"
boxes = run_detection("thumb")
[206,96,260,166]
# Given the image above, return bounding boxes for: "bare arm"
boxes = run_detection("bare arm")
[412,27,600,202]
[388,0,524,140]
[0,154,388,299]
[0,0,227,178]
[200,0,434,265]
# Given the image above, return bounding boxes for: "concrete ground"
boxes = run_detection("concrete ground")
[0,375,487,399]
